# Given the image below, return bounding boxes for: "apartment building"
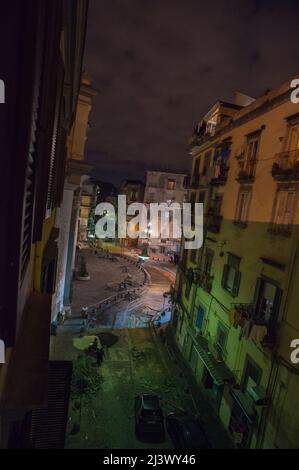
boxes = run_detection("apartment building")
[172,77,299,449]
[52,74,96,319]
[119,179,145,248]
[141,170,188,261]
[0,0,89,447]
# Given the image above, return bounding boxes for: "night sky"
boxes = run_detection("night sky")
[84,0,299,185]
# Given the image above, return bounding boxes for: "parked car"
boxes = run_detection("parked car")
[166,413,211,449]
[135,394,165,440]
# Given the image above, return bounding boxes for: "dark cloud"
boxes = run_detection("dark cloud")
[84,0,299,184]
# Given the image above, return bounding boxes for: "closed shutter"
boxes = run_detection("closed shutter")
[253,277,263,315]
[196,305,205,330]
[284,191,296,226]
[275,191,287,225]
[21,138,36,280]
[232,271,241,297]
[221,264,229,288]
[21,79,42,279]
[46,56,65,214]
[25,361,73,449]
[272,287,282,322]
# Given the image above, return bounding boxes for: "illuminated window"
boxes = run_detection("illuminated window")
[272,186,297,227]
[167,179,175,190]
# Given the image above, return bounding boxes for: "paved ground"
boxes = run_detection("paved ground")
[50,251,232,449]
[54,328,192,449]
[58,251,176,332]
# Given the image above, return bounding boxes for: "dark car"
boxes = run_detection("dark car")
[135,394,165,440]
[166,413,211,449]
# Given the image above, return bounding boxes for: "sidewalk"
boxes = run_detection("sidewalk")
[154,327,234,449]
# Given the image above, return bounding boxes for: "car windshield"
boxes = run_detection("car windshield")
[142,396,160,410]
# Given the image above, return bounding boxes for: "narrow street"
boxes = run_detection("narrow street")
[50,251,231,449]
[50,252,184,449]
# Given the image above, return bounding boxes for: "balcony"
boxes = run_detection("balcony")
[193,268,213,292]
[210,165,229,186]
[236,161,256,183]
[234,303,277,348]
[272,149,299,181]
[190,176,201,189]
[267,223,292,237]
[207,213,222,233]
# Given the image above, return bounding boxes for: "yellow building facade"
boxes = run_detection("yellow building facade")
[173,77,299,448]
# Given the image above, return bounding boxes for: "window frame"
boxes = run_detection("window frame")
[235,186,252,225]
[221,253,241,297]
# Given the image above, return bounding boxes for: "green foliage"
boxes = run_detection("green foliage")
[71,354,103,402]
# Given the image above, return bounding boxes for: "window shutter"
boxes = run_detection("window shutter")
[284,191,295,226]
[196,305,205,330]
[232,270,241,297]
[221,264,229,288]
[272,287,282,322]
[275,191,287,225]
[21,119,38,280]
[46,55,64,213]
[253,277,263,313]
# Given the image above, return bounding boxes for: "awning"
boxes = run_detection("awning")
[231,389,256,423]
[0,292,52,410]
[195,336,235,386]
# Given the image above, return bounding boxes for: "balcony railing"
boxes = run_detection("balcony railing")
[268,223,292,237]
[207,214,222,233]
[193,268,213,292]
[210,165,229,185]
[234,303,277,347]
[236,160,256,183]
[272,149,299,180]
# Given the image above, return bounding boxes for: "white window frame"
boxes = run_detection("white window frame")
[235,187,252,223]
[272,186,297,227]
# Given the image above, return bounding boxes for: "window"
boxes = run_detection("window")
[272,186,297,229]
[202,151,211,175]
[184,281,192,299]
[203,249,214,275]
[190,191,197,228]
[192,158,200,184]
[246,136,259,164]
[195,305,205,330]
[253,278,282,325]
[235,187,251,224]
[222,253,241,297]
[198,190,205,204]
[190,248,198,263]
[216,322,228,353]
[241,355,262,395]
[167,179,175,190]
[148,192,155,203]
[206,113,218,136]
[288,124,299,151]
[130,189,138,202]
[214,193,223,214]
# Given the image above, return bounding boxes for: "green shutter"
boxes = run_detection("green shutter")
[253,277,263,313]
[221,264,229,288]
[232,270,241,297]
